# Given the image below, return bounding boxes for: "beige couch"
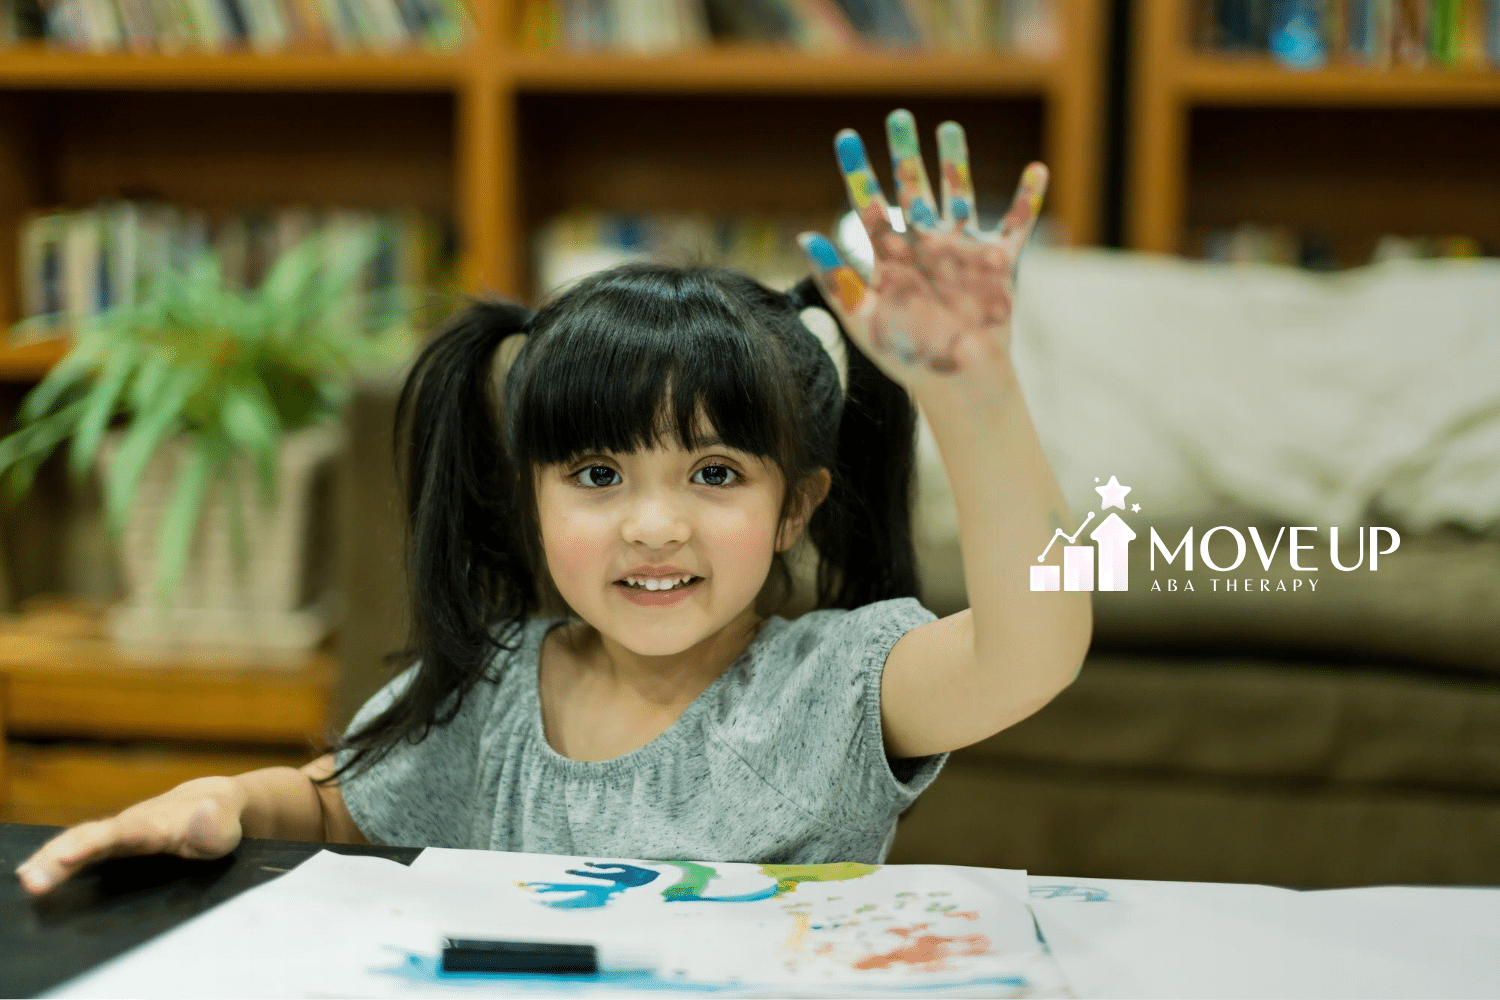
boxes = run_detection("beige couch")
[889,251,1500,888]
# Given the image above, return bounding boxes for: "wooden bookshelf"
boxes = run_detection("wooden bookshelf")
[0,0,1107,319]
[1130,0,1500,262]
[0,339,69,381]
[0,2,1110,804]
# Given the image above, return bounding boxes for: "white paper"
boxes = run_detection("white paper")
[1027,875,1500,999]
[47,850,1060,999]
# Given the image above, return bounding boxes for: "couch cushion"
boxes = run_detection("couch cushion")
[959,653,1500,792]
[888,764,1500,887]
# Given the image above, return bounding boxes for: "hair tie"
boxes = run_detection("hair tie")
[786,276,820,314]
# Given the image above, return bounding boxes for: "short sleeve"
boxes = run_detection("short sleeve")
[839,597,948,813]
[334,664,497,849]
[719,597,947,840]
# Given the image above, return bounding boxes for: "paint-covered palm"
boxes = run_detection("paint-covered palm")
[796,109,1047,386]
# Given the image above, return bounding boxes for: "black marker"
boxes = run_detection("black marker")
[440,938,661,976]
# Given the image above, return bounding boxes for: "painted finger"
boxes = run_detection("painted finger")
[886,109,939,233]
[834,129,897,251]
[937,121,979,235]
[997,161,1049,257]
[797,232,869,324]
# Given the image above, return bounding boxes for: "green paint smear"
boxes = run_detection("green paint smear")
[938,121,966,159]
[757,863,879,898]
[659,861,718,901]
[887,113,919,157]
[658,860,879,903]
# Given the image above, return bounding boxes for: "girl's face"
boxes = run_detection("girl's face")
[534,420,819,660]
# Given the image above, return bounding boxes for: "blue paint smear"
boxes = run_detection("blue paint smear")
[670,884,778,904]
[1029,884,1113,902]
[909,199,937,229]
[374,951,737,993]
[804,234,843,270]
[376,952,1029,995]
[835,133,868,172]
[526,863,660,909]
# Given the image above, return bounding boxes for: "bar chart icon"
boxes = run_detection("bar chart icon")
[1064,544,1094,590]
[1031,512,1097,592]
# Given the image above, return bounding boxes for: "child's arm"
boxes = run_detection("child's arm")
[797,109,1093,759]
[13,754,366,896]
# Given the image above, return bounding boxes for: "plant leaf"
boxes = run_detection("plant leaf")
[103,362,209,539]
[127,348,173,415]
[220,383,281,504]
[68,343,139,480]
[0,399,89,504]
[19,344,99,423]
[151,434,221,606]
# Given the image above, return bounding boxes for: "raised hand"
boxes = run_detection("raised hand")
[796,109,1047,389]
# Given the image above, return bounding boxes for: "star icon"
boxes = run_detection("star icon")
[1096,475,1131,510]
[1131,502,1141,512]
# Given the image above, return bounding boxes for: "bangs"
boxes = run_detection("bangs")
[508,269,794,468]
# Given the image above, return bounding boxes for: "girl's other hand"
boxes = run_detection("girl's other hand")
[13,776,246,896]
[796,108,1047,389]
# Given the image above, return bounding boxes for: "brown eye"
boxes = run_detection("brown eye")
[573,466,620,488]
[693,465,737,487]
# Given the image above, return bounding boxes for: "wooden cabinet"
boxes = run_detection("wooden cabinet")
[0,600,332,825]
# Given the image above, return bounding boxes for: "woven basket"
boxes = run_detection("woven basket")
[98,423,342,659]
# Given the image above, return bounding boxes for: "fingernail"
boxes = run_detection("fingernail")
[18,865,52,893]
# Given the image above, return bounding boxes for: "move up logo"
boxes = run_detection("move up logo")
[1028,476,1401,594]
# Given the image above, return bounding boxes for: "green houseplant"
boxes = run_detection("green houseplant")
[0,228,415,650]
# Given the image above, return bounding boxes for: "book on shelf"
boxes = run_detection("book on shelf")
[0,0,469,51]
[13,202,455,344]
[516,0,1060,54]
[533,209,821,297]
[1192,0,1500,68]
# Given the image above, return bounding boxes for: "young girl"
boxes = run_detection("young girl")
[16,109,1091,895]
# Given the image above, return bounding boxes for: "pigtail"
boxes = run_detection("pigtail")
[789,276,921,610]
[321,299,536,784]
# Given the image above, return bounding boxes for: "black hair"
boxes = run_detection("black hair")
[318,262,918,785]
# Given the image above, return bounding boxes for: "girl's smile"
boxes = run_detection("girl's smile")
[614,576,704,606]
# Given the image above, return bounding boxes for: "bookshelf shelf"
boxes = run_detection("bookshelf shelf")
[0,45,473,90]
[508,48,1060,95]
[1130,0,1500,258]
[1177,57,1500,106]
[0,339,69,380]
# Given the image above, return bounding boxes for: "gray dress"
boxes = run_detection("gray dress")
[336,597,947,864]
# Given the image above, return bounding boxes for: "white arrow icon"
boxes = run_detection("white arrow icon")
[1089,513,1137,591]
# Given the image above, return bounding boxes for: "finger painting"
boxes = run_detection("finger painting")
[937,120,977,231]
[886,109,938,231]
[800,232,867,313]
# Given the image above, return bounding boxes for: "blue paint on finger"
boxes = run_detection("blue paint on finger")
[803,234,843,270]
[836,133,868,173]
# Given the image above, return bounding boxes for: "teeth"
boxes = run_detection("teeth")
[622,575,695,591]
